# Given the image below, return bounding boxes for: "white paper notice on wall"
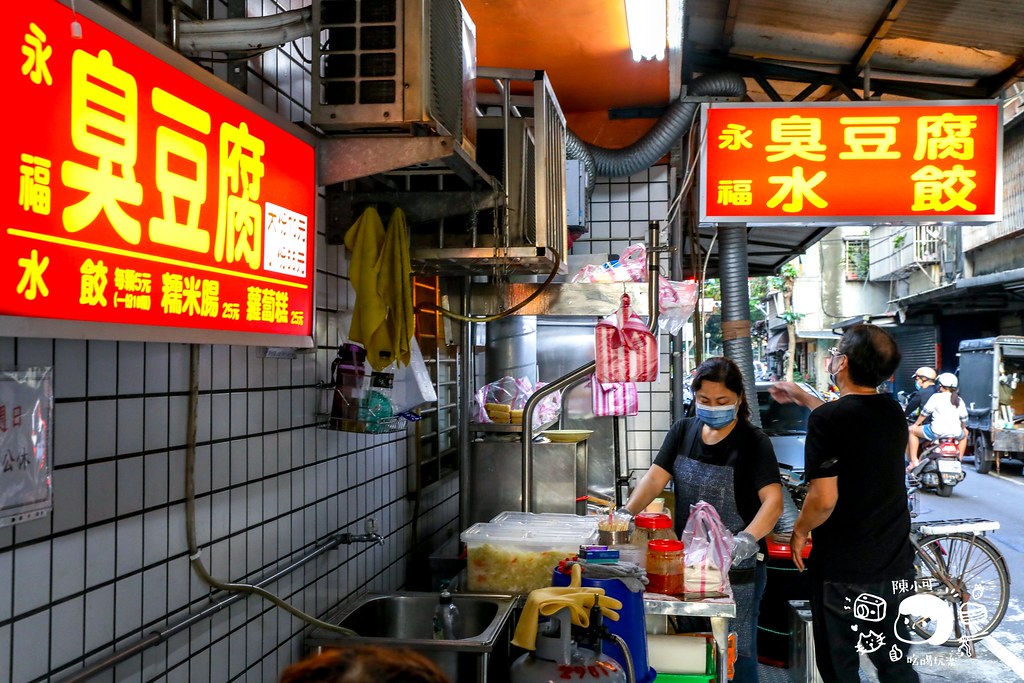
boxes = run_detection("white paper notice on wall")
[0,367,53,527]
[263,202,309,278]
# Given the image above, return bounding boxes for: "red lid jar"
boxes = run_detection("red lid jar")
[646,539,685,595]
[635,512,672,529]
[632,513,675,550]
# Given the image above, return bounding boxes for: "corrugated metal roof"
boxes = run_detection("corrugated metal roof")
[891,0,1024,57]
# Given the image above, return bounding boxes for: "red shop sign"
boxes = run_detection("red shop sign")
[2,1,316,346]
[699,101,1002,225]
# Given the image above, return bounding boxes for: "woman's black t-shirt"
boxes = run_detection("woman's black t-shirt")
[653,417,780,538]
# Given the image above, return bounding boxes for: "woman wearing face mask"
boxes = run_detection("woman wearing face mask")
[619,356,783,683]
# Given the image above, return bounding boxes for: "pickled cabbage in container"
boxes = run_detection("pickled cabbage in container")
[461,520,599,594]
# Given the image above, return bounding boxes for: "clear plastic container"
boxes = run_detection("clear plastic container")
[461,521,599,594]
[489,511,600,534]
[646,539,685,595]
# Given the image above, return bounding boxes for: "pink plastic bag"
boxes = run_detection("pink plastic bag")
[594,294,659,383]
[571,243,648,283]
[591,375,639,417]
[681,501,734,597]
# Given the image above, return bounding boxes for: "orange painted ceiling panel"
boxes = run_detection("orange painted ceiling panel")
[464,0,671,148]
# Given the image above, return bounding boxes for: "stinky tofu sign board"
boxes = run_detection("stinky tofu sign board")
[2,0,316,346]
[699,101,1002,224]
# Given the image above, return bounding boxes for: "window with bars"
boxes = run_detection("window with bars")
[844,238,869,281]
[410,276,460,492]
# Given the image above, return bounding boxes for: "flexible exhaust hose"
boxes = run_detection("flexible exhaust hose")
[566,72,747,190]
[718,225,761,427]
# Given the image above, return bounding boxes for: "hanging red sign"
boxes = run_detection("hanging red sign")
[699,101,1002,224]
[2,1,316,345]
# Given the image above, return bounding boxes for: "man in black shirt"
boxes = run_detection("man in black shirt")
[903,366,937,422]
[771,324,919,683]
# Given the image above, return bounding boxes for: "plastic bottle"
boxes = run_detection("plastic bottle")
[432,588,462,640]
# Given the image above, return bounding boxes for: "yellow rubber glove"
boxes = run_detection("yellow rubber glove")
[511,586,622,651]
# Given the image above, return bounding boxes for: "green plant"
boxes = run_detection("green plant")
[892,233,906,249]
[780,309,805,324]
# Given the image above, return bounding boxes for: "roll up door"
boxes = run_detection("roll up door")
[891,326,938,395]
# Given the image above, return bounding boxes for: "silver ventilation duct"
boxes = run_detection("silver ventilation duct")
[566,72,747,188]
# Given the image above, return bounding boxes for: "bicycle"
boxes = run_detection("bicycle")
[905,479,1010,645]
[779,469,1011,646]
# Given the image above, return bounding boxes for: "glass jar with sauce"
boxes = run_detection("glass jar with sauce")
[645,539,685,595]
[631,512,675,547]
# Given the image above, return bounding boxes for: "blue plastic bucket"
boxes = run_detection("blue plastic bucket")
[552,568,657,683]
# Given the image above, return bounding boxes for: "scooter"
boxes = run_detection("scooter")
[911,436,965,497]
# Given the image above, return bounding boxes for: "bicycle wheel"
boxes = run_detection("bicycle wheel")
[912,533,1010,645]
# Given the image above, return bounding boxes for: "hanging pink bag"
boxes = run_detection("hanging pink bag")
[594,293,659,383]
[591,375,639,417]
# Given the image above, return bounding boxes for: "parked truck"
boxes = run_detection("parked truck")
[958,336,1024,473]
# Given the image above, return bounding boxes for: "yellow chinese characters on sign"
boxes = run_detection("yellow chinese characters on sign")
[765,115,827,162]
[839,117,900,160]
[62,49,144,244]
[217,123,266,270]
[702,103,999,222]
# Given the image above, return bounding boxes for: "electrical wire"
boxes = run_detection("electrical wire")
[666,121,709,227]
[184,344,359,637]
[416,247,562,323]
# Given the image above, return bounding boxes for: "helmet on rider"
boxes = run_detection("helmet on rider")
[937,372,958,389]
[914,367,937,382]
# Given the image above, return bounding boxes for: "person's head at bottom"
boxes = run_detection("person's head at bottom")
[279,646,451,683]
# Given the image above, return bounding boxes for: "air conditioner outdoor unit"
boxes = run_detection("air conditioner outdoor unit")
[311,0,477,156]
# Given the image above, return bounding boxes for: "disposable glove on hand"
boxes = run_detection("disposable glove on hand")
[731,531,758,567]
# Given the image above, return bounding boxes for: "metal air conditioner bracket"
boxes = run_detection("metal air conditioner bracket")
[317,135,494,188]
[409,245,564,277]
[325,187,500,245]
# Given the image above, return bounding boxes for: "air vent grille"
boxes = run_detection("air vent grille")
[318,0,400,108]
[313,0,474,141]
[428,0,463,139]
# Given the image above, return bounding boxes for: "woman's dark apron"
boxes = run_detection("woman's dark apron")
[673,419,759,659]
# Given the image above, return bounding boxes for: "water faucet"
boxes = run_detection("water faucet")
[334,517,384,546]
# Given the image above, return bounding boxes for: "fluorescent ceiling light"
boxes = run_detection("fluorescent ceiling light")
[625,0,666,62]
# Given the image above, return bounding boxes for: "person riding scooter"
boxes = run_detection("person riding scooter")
[904,366,938,422]
[907,372,968,471]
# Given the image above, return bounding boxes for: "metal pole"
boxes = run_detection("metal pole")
[459,281,474,525]
[54,535,347,683]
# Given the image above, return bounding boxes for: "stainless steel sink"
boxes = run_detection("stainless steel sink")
[308,591,515,652]
[305,591,517,682]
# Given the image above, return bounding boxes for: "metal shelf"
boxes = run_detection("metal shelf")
[469,418,557,434]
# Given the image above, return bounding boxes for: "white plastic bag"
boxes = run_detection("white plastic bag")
[658,279,698,335]
[390,337,437,415]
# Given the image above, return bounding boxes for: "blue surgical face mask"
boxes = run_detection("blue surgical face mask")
[696,403,737,429]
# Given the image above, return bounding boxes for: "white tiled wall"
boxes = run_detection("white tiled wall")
[0,2,460,681]
[574,168,676,474]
